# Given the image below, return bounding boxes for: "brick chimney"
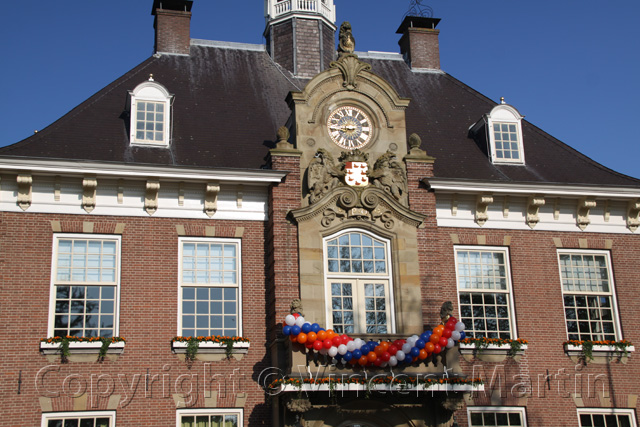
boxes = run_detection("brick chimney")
[264,0,337,78]
[397,16,441,70]
[152,0,193,55]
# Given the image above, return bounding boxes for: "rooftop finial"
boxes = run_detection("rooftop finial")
[404,0,434,18]
[149,74,154,81]
[500,97,506,104]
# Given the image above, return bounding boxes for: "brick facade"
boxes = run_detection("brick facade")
[154,8,191,55]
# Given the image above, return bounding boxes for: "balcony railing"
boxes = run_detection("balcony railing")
[267,0,335,24]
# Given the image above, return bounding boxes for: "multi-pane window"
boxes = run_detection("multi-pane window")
[578,409,637,427]
[43,412,114,427]
[558,250,620,341]
[455,247,515,339]
[177,410,242,427]
[51,236,120,338]
[179,238,241,337]
[134,101,165,143]
[325,231,393,334]
[492,122,521,161]
[468,408,527,427]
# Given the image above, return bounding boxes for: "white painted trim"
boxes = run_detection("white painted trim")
[176,408,243,427]
[576,408,638,427]
[39,341,126,355]
[0,158,287,184]
[276,383,483,393]
[556,249,624,341]
[48,234,122,339]
[564,344,634,354]
[467,406,527,427]
[454,246,519,339]
[129,80,173,147]
[459,343,528,355]
[428,179,640,199]
[177,237,243,337]
[42,411,116,427]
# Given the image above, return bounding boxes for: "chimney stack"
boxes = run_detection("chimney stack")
[152,0,193,55]
[397,16,441,70]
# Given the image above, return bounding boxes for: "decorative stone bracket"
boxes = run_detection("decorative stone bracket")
[145,179,160,216]
[526,195,545,229]
[205,183,220,218]
[627,199,640,232]
[17,173,32,211]
[577,197,596,230]
[329,53,371,91]
[82,176,97,213]
[475,194,493,227]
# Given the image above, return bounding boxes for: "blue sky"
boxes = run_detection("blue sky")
[2,1,639,178]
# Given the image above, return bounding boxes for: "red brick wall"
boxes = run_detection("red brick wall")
[155,9,191,55]
[398,28,440,70]
[0,212,269,426]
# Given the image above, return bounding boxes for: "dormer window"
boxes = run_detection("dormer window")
[129,76,173,147]
[486,101,525,165]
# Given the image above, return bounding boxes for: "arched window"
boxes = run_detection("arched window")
[128,77,173,147]
[324,230,394,334]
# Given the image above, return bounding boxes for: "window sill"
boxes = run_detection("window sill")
[564,344,635,364]
[459,343,528,363]
[39,341,125,363]
[172,341,250,361]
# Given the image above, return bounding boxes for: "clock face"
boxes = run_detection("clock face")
[327,106,372,150]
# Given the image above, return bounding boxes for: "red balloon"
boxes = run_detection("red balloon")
[305,342,314,349]
[313,340,323,351]
[442,328,452,339]
[381,351,391,362]
[393,340,405,348]
[388,345,398,356]
[433,344,442,354]
[293,313,300,319]
[341,334,350,345]
[374,346,385,356]
[439,337,449,347]
[349,358,358,365]
[332,336,342,347]
[374,357,383,366]
[448,316,458,324]
[323,339,333,350]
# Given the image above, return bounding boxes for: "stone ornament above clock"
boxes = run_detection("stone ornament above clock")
[326,106,372,150]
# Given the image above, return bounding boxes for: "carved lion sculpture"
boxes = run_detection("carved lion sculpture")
[440,301,454,324]
[338,21,355,55]
[369,150,407,203]
[290,299,304,317]
[307,149,344,204]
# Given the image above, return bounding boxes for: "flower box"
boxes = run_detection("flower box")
[39,341,125,363]
[563,343,634,365]
[275,382,483,393]
[172,341,250,361]
[459,341,528,362]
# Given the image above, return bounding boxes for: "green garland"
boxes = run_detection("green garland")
[41,336,126,363]
[564,339,634,363]
[460,337,528,357]
[172,335,251,362]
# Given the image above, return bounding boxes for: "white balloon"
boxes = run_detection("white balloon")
[285,315,296,326]
[396,350,406,361]
[446,338,455,348]
[295,316,306,327]
[346,341,356,352]
[455,321,465,332]
[451,331,461,341]
[338,344,347,355]
[328,346,338,357]
[354,338,364,349]
[388,356,398,366]
[402,343,412,354]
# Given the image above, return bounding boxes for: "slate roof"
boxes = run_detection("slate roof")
[1,42,638,187]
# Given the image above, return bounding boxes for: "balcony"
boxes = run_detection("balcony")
[266,0,335,24]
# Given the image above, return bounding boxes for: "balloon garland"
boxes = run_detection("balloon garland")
[282,313,466,368]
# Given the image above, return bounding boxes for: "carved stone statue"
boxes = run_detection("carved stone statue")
[290,299,304,317]
[307,149,344,204]
[369,150,408,203]
[440,301,454,324]
[338,21,355,55]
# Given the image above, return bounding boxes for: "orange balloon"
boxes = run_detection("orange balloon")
[326,329,335,340]
[419,349,428,359]
[317,330,327,341]
[297,332,307,344]
[358,356,368,366]
[430,334,441,344]
[380,341,390,352]
[434,325,445,335]
[367,352,378,363]
[374,346,385,356]
[425,342,435,353]
[307,331,317,343]
[349,358,359,365]
[290,335,297,343]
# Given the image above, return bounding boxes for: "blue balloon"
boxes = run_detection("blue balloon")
[311,323,321,333]
[301,323,312,333]
[361,345,370,355]
[410,347,420,358]
[352,349,362,359]
[420,332,431,341]
[283,325,292,335]
[344,351,353,362]
[416,339,426,349]
[291,325,301,336]
[459,331,466,340]
[368,341,378,348]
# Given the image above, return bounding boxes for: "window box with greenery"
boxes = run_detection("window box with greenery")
[40,336,126,363]
[563,340,634,365]
[459,337,528,362]
[172,336,250,362]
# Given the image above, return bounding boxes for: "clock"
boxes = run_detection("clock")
[327,106,372,150]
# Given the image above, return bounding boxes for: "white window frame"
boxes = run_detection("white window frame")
[557,249,623,341]
[454,246,518,339]
[487,104,525,165]
[176,408,243,427]
[323,228,396,334]
[467,406,528,427]
[177,237,243,337]
[42,411,116,427]
[48,234,122,338]
[577,408,638,427]
[129,79,173,147]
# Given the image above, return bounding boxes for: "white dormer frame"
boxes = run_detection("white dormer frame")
[129,78,173,147]
[486,104,525,165]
